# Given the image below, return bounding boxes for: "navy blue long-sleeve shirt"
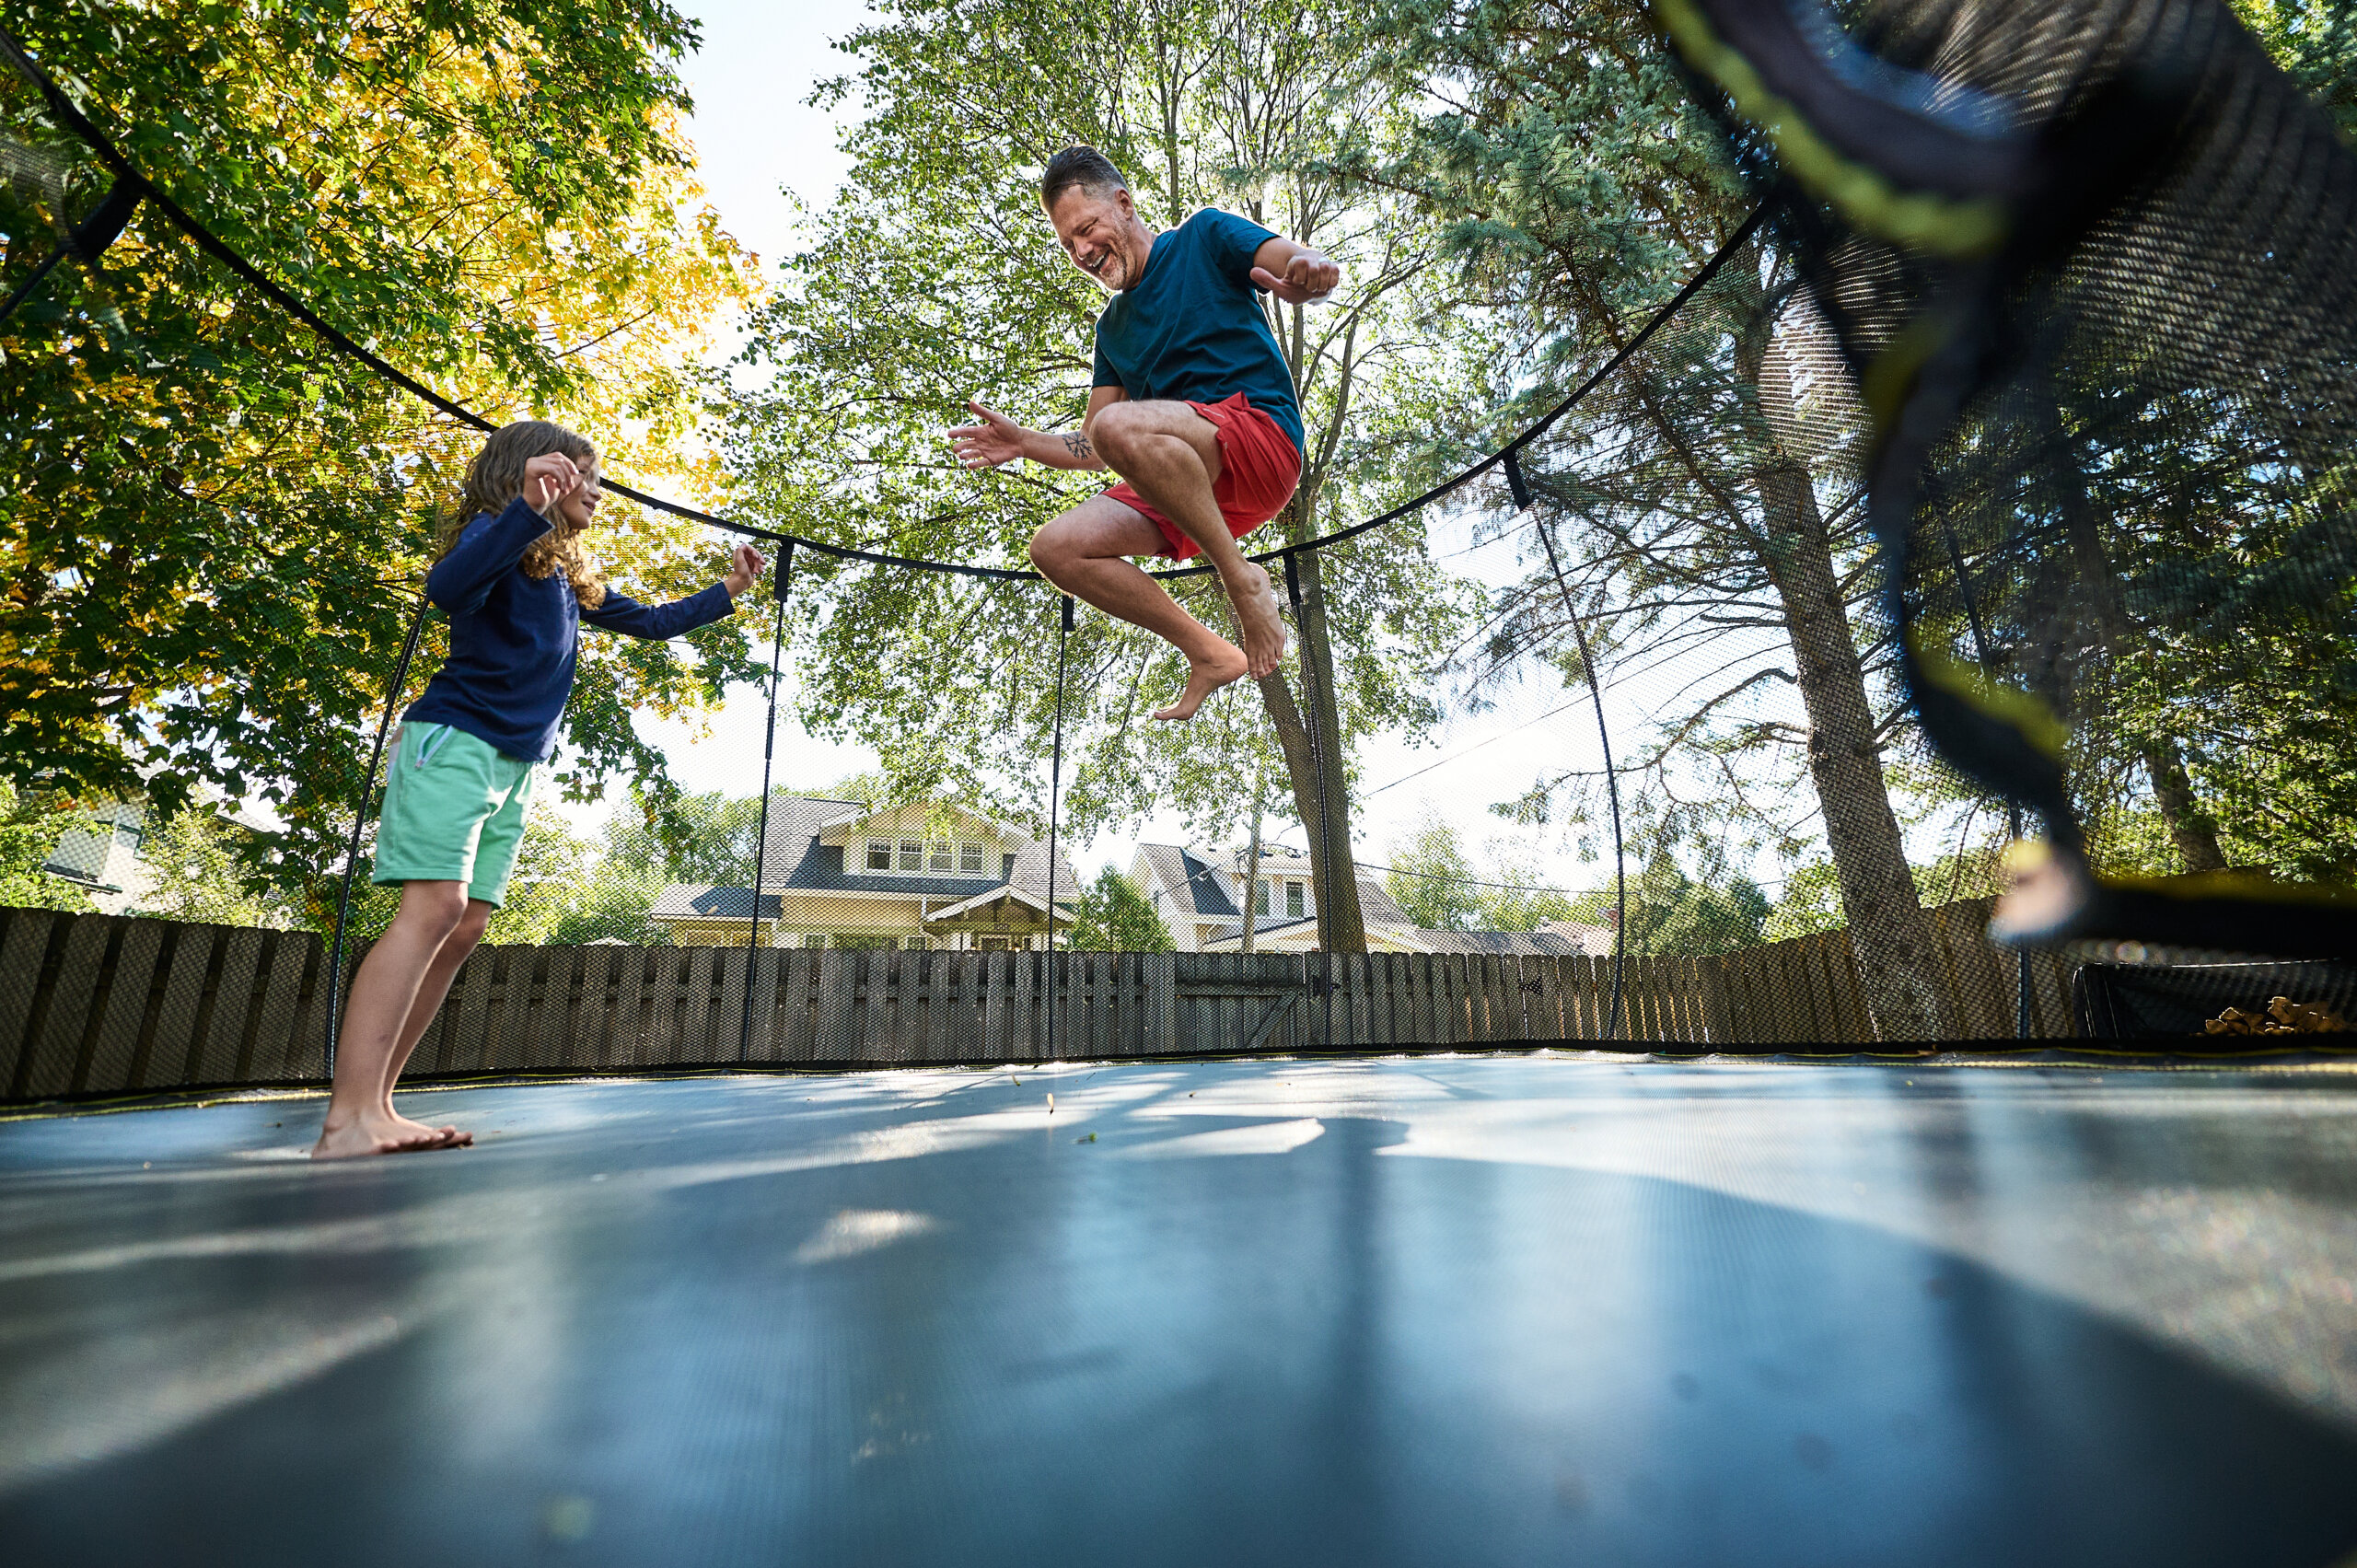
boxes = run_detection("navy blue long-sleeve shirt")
[401,497,737,761]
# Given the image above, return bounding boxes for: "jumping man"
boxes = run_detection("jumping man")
[950,146,1339,721]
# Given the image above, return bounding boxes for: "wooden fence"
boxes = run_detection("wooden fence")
[0,899,2077,1100]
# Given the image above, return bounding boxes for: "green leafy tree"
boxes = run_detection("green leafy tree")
[128,801,291,926]
[1,0,760,929]
[726,0,1471,952]
[0,782,96,912]
[1065,865,1174,951]
[1385,815,1484,930]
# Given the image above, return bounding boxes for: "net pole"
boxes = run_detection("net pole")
[1282,552,1337,1046]
[740,544,795,1059]
[322,591,430,1078]
[1045,594,1074,1056]
[1515,453,1626,1043]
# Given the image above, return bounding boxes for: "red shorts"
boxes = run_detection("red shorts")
[1101,392,1303,562]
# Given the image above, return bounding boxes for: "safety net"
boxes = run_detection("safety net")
[3,1,2354,1097]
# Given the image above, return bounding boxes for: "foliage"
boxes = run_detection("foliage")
[0,0,761,924]
[0,782,97,912]
[1383,811,1580,931]
[726,0,1469,846]
[1065,865,1175,951]
[128,800,291,926]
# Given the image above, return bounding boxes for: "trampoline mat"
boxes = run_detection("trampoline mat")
[3,1055,2355,1566]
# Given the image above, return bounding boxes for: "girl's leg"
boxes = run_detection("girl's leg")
[376,899,494,1144]
[312,879,468,1159]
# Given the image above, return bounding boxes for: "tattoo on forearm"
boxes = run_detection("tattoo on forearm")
[1062,432,1094,463]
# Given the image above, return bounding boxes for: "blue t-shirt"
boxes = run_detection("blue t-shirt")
[402,496,737,762]
[1091,208,1305,455]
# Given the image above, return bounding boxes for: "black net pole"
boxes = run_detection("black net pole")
[322,590,431,1078]
[1045,594,1074,1056]
[739,543,795,1059]
[1515,452,1627,1043]
[1282,552,1338,1046]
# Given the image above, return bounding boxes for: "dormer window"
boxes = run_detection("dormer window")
[865,840,893,872]
[929,841,957,872]
[959,842,986,875]
[898,837,923,870]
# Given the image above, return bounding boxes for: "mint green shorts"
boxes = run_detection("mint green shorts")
[371,723,537,906]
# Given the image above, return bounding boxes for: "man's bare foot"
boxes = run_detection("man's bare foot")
[1155,642,1249,721]
[1227,563,1288,678]
[311,1113,471,1160]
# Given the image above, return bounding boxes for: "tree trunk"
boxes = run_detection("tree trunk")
[2054,447,2230,872]
[1256,661,1364,951]
[1760,463,1958,1040]
[1272,550,1366,951]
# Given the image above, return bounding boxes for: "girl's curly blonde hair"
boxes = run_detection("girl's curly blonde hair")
[435,419,606,609]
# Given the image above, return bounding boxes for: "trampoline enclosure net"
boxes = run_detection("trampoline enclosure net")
[2,0,2355,1088]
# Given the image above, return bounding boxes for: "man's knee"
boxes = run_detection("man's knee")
[1089,401,1148,465]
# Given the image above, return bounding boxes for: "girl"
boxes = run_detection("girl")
[313,420,763,1159]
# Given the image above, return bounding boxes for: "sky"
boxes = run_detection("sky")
[593,3,1862,904]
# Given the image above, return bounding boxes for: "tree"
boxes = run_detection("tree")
[1066,865,1175,951]
[1359,0,1961,1037]
[0,782,96,912]
[1,0,761,926]
[128,800,291,926]
[1385,814,1483,929]
[726,0,1474,951]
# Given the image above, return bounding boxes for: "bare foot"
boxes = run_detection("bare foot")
[311,1113,471,1160]
[1155,641,1249,721]
[389,1111,472,1150]
[1226,563,1288,679]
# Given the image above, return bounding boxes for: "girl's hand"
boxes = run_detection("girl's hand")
[521,453,582,515]
[724,543,767,598]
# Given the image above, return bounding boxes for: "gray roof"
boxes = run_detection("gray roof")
[1138,844,1240,919]
[749,796,1075,900]
[648,885,782,920]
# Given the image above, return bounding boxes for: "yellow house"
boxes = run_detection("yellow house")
[649,796,1078,950]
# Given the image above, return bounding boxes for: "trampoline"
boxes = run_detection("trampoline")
[5,1053,2357,1564]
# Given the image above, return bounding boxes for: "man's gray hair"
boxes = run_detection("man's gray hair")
[1041,145,1126,209]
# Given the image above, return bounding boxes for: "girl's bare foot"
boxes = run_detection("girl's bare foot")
[1227,563,1288,678]
[388,1111,472,1149]
[311,1112,470,1160]
[1155,641,1249,721]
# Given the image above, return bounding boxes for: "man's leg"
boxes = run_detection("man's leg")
[374,898,493,1146]
[1031,494,1248,721]
[313,880,470,1158]
[1086,400,1289,679]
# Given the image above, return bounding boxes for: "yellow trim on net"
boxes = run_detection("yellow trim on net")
[1906,633,2073,759]
[1650,0,2010,260]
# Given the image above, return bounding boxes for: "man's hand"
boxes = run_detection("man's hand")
[723,543,767,598]
[520,453,582,516]
[1250,250,1340,304]
[949,401,1029,470]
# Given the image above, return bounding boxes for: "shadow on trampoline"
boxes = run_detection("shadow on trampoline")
[1,1056,2354,1566]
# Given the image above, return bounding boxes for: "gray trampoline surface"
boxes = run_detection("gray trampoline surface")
[3,1056,2356,1566]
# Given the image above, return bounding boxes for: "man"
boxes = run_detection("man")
[949,145,1339,721]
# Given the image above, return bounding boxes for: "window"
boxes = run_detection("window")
[929,841,956,872]
[1257,880,1273,917]
[898,838,924,871]
[903,935,933,950]
[865,841,892,872]
[1287,882,1306,918]
[978,935,1014,951]
[802,933,827,948]
[958,842,986,875]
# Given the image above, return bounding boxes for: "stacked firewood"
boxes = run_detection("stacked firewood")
[2202,996,2349,1036]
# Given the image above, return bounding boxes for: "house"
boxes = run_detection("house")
[649,796,1078,950]
[41,796,152,915]
[1129,842,1598,956]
